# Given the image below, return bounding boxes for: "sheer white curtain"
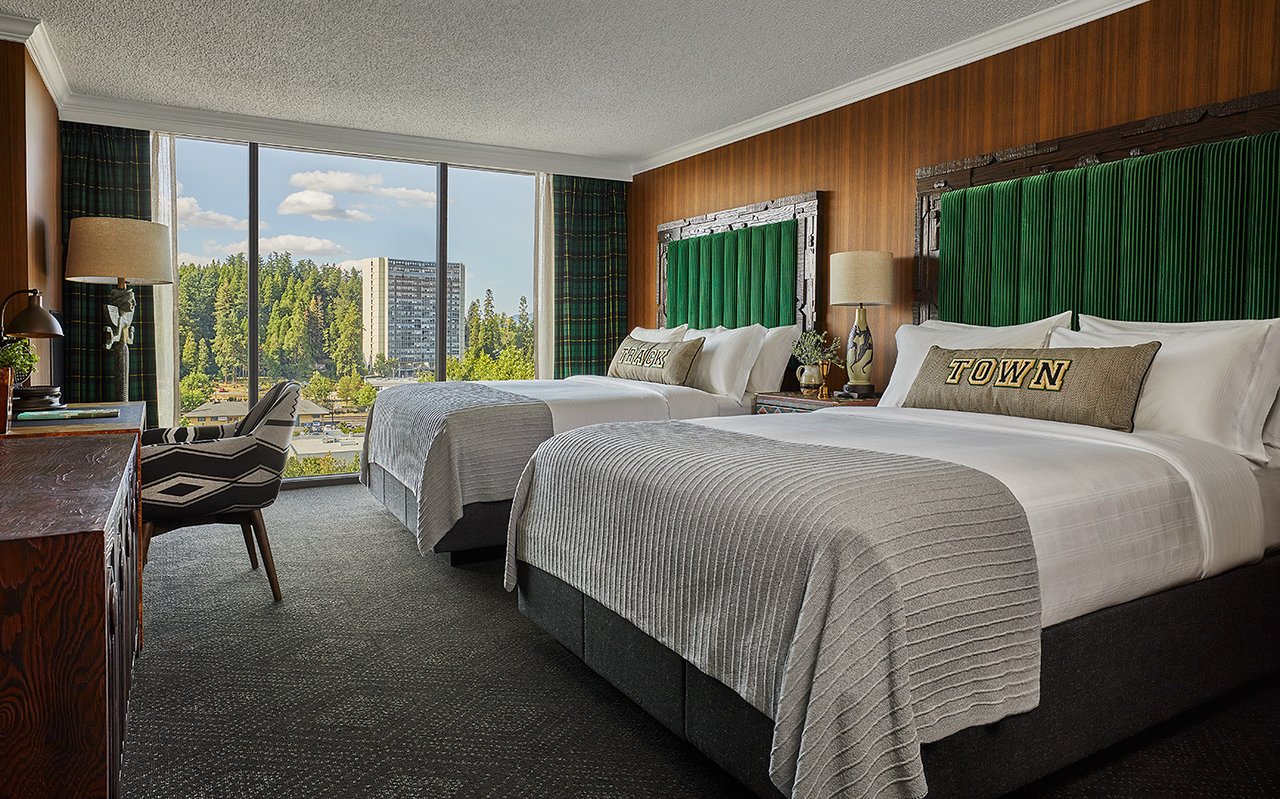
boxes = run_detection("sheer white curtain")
[533,173,555,379]
[150,133,179,426]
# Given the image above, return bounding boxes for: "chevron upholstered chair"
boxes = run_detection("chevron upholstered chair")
[140,381,302,601]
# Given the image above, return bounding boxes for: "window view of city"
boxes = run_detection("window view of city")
[173,139,535,477]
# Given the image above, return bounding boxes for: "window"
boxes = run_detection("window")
[169,137,535,480]
[445,167,535,381]
[173,138,249,421]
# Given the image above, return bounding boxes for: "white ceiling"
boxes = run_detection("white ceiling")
[0,0,1139,177]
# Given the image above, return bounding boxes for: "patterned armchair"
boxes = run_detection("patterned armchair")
[140,381,302,601]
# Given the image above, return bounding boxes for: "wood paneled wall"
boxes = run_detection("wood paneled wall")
[0,42,61,384]
[25,51,60,312]
[628,0,1280,389]
[0,42,26,308]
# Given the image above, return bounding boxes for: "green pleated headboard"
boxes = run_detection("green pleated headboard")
[936,130,1280,325]
[657,192,818,330]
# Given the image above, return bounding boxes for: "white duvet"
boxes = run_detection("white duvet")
[489,375,748,432]
[693,407,1266,627]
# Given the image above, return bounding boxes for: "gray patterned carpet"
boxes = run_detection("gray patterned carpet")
[123,485,1280,798]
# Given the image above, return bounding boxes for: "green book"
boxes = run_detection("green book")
[16,408,122,421]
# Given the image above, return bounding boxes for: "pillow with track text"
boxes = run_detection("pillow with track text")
[903,342,1161,432]
[608,335,705,385]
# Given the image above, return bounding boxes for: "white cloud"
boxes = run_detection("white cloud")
[176,251,215,266]
[217,235,348,259]
[373,186,437,206]
[289,169,436,207]
[277,190,374,222]
[336,258,374,272]
[176,195,248,230]
[290,170,383,193]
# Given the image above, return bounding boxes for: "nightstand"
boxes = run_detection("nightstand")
[753,391,880,414]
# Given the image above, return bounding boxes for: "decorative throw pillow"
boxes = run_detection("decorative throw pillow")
[902,342,1161,432]
[880,311,1073,407]
[608,335,705,385]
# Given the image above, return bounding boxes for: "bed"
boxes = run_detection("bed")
[507,94,1280,799]
[361,193,819,561]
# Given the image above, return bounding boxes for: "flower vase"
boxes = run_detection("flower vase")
[796,364,823,397]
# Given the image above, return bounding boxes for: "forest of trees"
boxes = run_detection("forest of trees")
[179,252,364,385]
[431,291,535,382]
[176,251,535,412]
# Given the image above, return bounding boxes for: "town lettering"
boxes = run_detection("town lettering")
[946,357,1071,391]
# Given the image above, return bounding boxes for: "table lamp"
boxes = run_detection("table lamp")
[829,250,894,398]
[65,217,173,403]
[1,288,65,411]
[1,288,63,344]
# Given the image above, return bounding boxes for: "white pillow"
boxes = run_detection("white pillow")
[682,324,767,401]
[920,312,1073,335]
[629,324,688,343]
[880,312,1073,407]
[685,324,726,337]
[1079,315,1280,451]
[1050,327,1280,463]
[745,324,801,395]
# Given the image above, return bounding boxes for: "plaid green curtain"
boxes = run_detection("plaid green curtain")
[60,121,159,426]
[552,175,628,378]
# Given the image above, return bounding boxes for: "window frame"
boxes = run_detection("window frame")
[167,134,535,484]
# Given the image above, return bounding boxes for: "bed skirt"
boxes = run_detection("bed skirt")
[516,553,1280,798]
[365,462,508,561]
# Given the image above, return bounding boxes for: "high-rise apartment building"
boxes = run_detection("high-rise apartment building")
[359,257,465,376]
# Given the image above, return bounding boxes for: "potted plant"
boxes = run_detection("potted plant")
[0,338,38,385]
[791,330,840,397]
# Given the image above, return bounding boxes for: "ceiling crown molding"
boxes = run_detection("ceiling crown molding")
[8,1,1149,181]
[629,0,1150,175]
[0,13,38,42]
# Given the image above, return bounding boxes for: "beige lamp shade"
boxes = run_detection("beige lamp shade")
[829,250,894,306]
[65,217,174,285]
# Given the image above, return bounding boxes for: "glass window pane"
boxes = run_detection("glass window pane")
[257,147,439,477]
[446,167,535,380]
[173,138,250,426]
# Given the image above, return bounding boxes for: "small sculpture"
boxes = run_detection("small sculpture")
[104,286,136,351]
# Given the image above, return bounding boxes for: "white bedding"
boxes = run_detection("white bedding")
[1256,464,1280,551]
[490,375,748,432]
[693,406,1265,627]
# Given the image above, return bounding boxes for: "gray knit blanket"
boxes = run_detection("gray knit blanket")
[361,382,553,552]
[505,421,1040,799]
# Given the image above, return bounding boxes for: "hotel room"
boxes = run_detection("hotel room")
[1,1,1277,797]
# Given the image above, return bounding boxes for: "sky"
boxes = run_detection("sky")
[173,138,535,315]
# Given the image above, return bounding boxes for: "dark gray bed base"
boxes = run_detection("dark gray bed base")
[517,553,1280,798]
[365,462,509,563]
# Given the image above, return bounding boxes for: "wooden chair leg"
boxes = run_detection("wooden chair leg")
[249,508,282,602]
[140,521,154,568]
[239,521,260,570]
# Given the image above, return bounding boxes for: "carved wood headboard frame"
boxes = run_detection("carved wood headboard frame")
[913,89,1280,324]
[657,192,820,330]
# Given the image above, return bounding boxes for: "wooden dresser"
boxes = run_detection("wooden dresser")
[0,433,141,799]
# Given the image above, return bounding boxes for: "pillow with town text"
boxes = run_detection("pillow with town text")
[607,335,705,385]
[902,342,1161,432]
